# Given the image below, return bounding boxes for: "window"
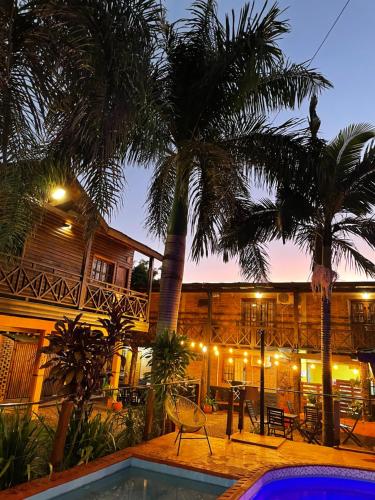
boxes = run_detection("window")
[351,301,375,324]
[241,299,275,325]
[91,257,114,283]
[222,358,244,382]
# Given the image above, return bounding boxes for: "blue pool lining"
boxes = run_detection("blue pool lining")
[242,465,375,499]
[27,457,235,500]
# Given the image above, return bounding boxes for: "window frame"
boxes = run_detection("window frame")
[90,255,116,284]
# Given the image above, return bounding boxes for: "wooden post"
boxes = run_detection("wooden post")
[50,400,74,470]
[206,290,212,398]
[110,351,122,402]
[146,257,154,321]
[360,361,371,421]
[238,387,245,432]
[143,388,155,441]
[333,399,340,446]
[29,331,49,415]
[292,354,302,414]
[226,388,234,439]
[78,237,93,309]
[259,329,265,435]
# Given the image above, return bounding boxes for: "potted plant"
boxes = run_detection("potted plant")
[203,396,216,414]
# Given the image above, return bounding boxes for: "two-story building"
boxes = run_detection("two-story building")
[0,183,162,406]
[150,282,375,414]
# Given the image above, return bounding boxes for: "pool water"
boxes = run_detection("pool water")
[253,476,375,500]
[55,466,227,499]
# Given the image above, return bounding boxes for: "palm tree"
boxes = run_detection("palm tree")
[220,97,375,446]
[147,0,330,334]
[0,0,161,252]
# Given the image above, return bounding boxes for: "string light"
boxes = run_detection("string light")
[180,340,184,346]
[292,365,298,371]
[243,358,248,364]
[274,360,279,366]
[257,359,262,365]
[310,364,316,370]
[228,357,233,364]
[274,353,280,360]
[244,351,248,357]
[202,345,207,353]
[191,342,195,348]
[214,351,219,357]
[229,348,233,354]
[199,342,203,348]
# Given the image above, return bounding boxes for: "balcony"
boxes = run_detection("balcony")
[0,254,149,325]
[174,319,374,353]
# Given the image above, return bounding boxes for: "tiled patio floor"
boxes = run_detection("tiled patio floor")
[4,432,375,499]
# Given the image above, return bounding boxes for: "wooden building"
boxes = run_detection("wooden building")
[0,184,162,406]
[150,282,375,413]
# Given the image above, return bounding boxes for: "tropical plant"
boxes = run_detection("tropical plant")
[145,330,195,403]
[0,410,52,490]
[220,97,375,446]
[116,407,145,449]
[146,0,331,335]
[131,259,160,291]
[41,311,134,413]
[0,0,161,252]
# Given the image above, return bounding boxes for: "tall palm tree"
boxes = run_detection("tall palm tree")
[220,98,375,446]
[148,1,331,334]
[0,0,161,252]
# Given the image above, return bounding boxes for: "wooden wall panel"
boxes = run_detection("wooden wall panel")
[24,211,85,275]
[6,342,37,400]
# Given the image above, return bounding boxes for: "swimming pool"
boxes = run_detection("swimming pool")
[28,458,234,499]
[245,466,375,500]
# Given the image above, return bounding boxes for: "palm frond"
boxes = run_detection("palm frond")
[332,236,375,278]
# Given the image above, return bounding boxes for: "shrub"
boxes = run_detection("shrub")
[0,410,52,490]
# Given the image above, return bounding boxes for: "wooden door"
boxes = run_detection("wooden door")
[6,342,37,400]
[115,265,129,289]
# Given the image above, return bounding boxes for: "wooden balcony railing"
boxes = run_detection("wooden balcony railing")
[170,319,374,352]
[0,254,148,323]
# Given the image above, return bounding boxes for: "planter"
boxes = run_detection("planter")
[112,401,123,412]
[203,404,213,414]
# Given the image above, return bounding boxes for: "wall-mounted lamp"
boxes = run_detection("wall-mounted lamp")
[255,292,263,299]
[362,292,370,300]
[51,187,66,201]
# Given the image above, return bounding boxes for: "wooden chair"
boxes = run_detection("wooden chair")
[287,401,295,414]
[165,394,212,456]
[299,405,322,444]
[267,406,293,439]
[246,400,267,432]
[340,408,362,447]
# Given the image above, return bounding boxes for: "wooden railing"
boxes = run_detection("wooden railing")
[168,319,374,352]
[0,254,148,322]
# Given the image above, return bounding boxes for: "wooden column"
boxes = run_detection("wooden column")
[226,388,234,439]
[110,351,122,400]
[206,290,213,398]
[292,355,302,414]
[360,361,371,421]
[238,388,245,432]
[259,329,265,435]
[29,331,49,415]
[78,236,93,309]
[146,256,154,321]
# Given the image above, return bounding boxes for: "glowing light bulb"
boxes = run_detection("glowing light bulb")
[214,351,219,357]
[199,342,203,348]
[180,340,184,346]
[274,360,279,366]
[257,359,262,365]
[51,187,66,201]
[202,345,207,353]
[191,342,195,348]
[229,348,233,354]
[274,353,280,360]
[244,351,248,357]
[310,364,316,370]
[243,358,248,364]
[213,345,218,351]
[352,368,359,376]
[292,365,298,371]
[255,292,263,299]
[228,357,233,364]
[333,364,338,370]
[362,292,370,300]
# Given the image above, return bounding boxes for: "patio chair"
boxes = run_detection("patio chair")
[340,408,362,447]
[267,407,293,439]
[246,400,268,432]
[165,394,212,456]
[299,405,322,444]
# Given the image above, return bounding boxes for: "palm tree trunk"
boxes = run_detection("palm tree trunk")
[156,161,188,334]
[321,295,334,446]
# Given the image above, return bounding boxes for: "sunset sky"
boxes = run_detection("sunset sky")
[112,0,374,283]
